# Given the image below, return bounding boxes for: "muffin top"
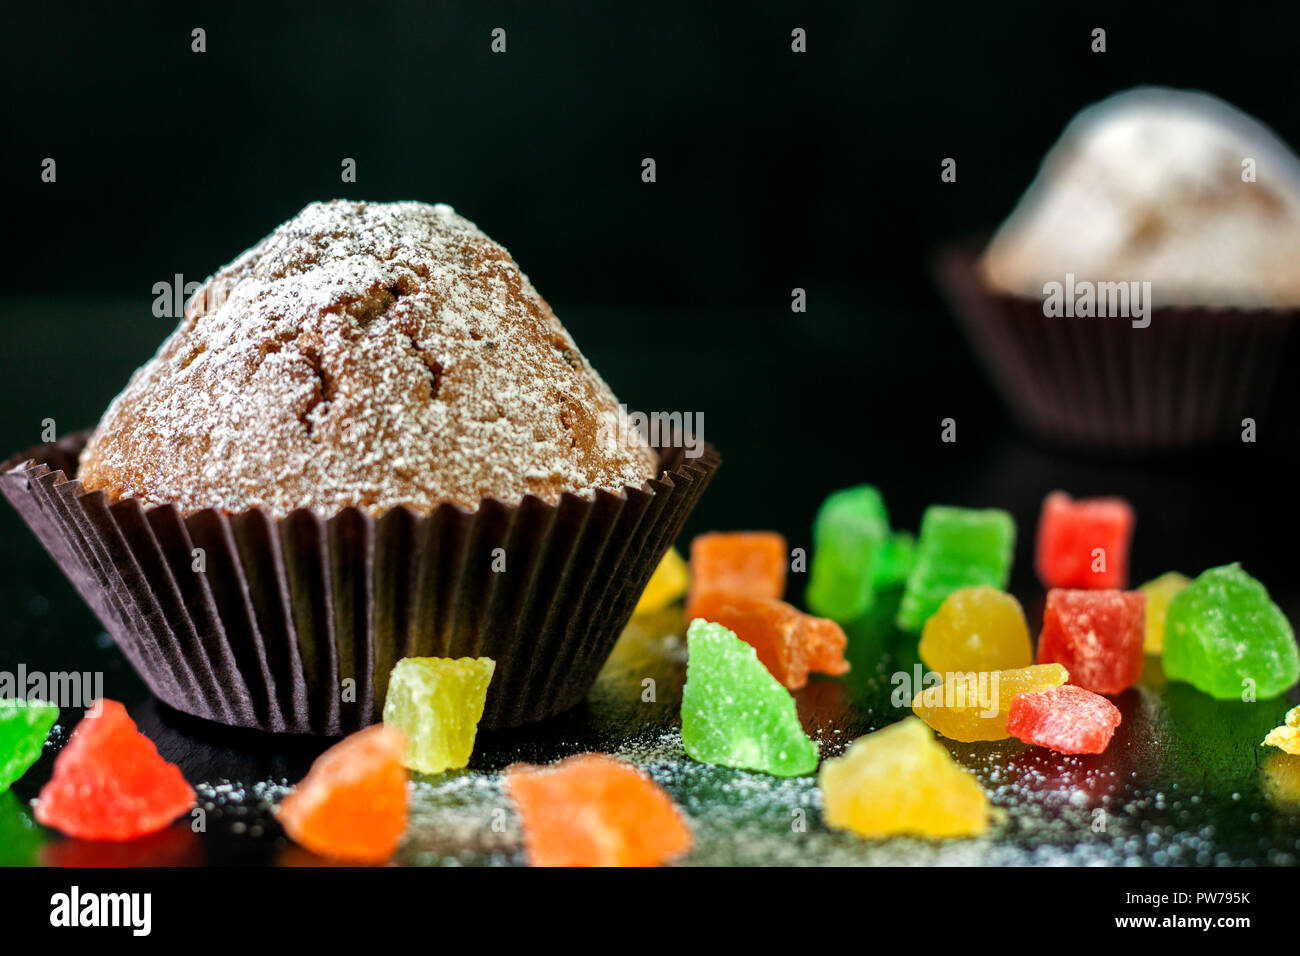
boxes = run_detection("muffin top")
[78,200,659,516]
[981,87,1300,308]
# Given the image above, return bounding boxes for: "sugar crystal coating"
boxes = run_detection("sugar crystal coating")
[277,724,408,863]
[382,657,495,775]
[505,753,692,866]
[0,700,58,793]
[1163,564,1299,700]
[819,717,989,838]
[1006,684,1122,754]
[78,200,657,516]
[896,506,1016,633]
[680,619,818,776]
[918,586,1032,673]
[34,700,194,841]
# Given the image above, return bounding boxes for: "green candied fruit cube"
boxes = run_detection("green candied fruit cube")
[382,657,495,775]
[0,700,58,793]
[874,531,916,590]
[1163,564,1299,700]
[806,485,889,623]
[895,506,1016,633]
[681,619,819,777]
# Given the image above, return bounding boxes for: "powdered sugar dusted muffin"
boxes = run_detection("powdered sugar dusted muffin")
[4,198,719,732]
[78,199,658,516]
[940,87,1300,448]
[981,87,1300,308]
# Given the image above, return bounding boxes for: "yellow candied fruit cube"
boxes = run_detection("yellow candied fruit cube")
[911,663,1069,742]
[1263,705,1300,756]
[1138,571,1190,654]
[634,547,690,616]
[917,587,1032,673]
[818,716,989,839]
[382,656,495,775]
[1261,750,1300,812]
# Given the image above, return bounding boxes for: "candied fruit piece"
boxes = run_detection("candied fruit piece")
[685,531,786,619]
[1035,491,1135,589]
[896,506,1016,633]
[1006,684,1122,754]
[918,586,1032,673]
[382,656,495,775]
[505,754,692,866]
[1163,564,1299,700]
[875,531,916,590]
[681,619,818,776]
[277,725,408,864]
[1035,589,1145,695]
[802,615,851,678]
[0,699,58,793]
[806,485,888,622]
[912,663,1069,742]
[34,700,194,841]
[1138,571,1190,654]
[1263,706,1300,755]
[634,547,689,615]
[1261,750,1300,811]
[691,593,848,689]
[818,717,989,838]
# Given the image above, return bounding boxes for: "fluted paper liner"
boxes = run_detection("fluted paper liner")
[938,243,1300,449]
[1,431,719,733]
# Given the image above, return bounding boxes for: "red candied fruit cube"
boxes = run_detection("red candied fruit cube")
[685,531,787,619]
[1035,491,1135,589]
[35,700,195,841]
[1035,589,1145,695]
[1007,684,1122,754]
[689,593,848,690]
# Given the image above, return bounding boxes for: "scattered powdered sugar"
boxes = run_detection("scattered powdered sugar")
[79,199,657,516]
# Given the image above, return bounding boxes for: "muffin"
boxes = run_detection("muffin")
[78,200,658,514]
[2,200,719,733]
[940,87,1300,448]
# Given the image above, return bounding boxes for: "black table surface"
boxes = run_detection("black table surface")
[2,297,1299,866]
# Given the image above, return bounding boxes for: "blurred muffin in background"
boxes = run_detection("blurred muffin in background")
[942,87,1300,448]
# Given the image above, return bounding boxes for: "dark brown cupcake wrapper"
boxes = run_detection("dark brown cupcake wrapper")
[1,431,719,734]
[937,242,1300,449]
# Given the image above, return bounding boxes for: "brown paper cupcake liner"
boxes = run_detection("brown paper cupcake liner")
[938,243,1300,449]
[1,431,719,734]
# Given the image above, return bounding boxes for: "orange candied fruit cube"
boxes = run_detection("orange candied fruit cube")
[686,531,788,619]
[803,615,852,677]
[690,593,849,690]
[276,725,409,864]
[505,754,692,867]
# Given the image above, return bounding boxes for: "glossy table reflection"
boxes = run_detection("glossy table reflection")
[3,589,1298,866]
